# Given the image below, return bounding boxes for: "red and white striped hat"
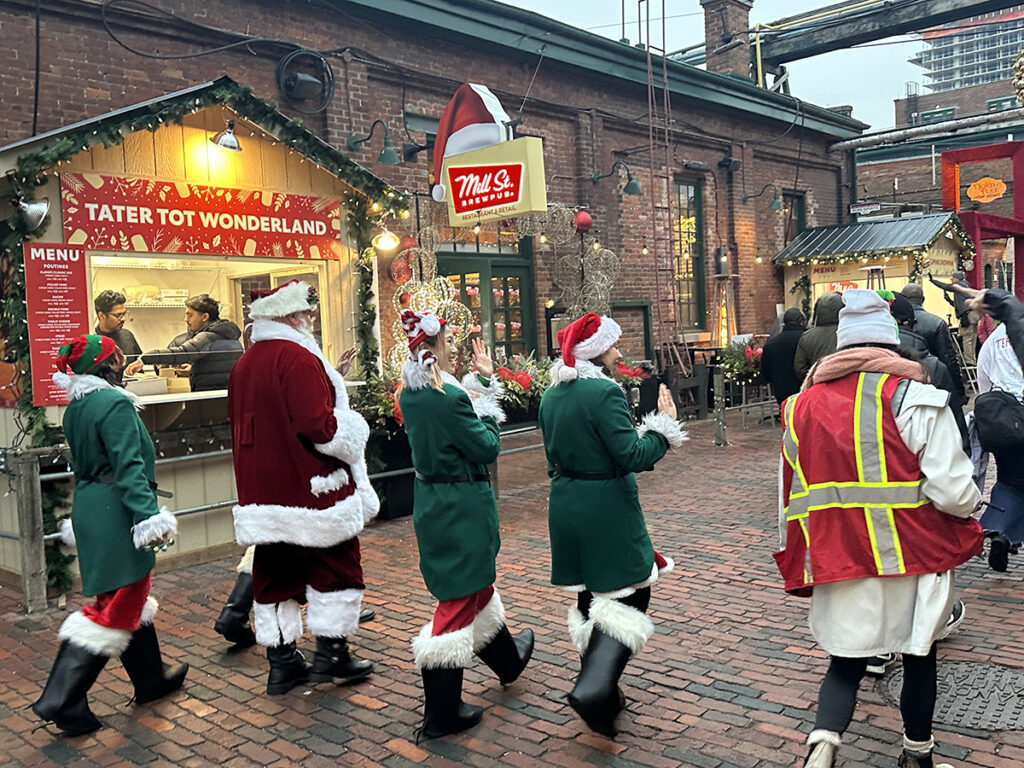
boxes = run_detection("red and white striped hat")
[401,308,446,351]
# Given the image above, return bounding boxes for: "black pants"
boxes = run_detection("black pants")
[813,645,937,742]
[576,587,651,620]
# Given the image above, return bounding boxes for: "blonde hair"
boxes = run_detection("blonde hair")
[414,336,445,393]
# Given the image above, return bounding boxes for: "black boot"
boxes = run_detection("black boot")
[476,626,534,686]
[567,628,632,738]
[120,624,188,705]
[32,640,109,736]
[308,636,373,683]
[359,608,376,624]
[214,572,256,647]
[266,642,311,695]
[418,667,483,740]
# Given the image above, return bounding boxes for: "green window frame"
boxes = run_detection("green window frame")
[674,178,706,330]
[782,190,806,245]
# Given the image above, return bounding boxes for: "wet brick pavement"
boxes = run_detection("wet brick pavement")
[2,414,1023,767]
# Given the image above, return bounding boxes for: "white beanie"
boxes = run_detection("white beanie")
[836,289,899,349]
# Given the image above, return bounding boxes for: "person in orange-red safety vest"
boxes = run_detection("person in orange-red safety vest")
[775,289,983,768]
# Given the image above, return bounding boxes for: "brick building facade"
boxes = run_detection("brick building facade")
[1,0,863,359]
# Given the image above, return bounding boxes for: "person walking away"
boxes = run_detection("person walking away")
[540,312,686,738]
[398,310,534,740]
[928,271,978,365]
[900,283,965,405]
[794,292,843,382]
[229,280,376,695]
[34,335,185,736]
[775,290,983,768]
[761,308,806,405]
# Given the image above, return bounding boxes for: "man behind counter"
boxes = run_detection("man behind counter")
[94,290,144,378]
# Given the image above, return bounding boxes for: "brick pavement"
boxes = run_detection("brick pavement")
[1,415,1022,768]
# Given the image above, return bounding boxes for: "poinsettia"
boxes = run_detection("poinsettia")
[612,357,650,388]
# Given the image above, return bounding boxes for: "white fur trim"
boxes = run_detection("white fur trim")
[138,596,159,626]
[657,556,675,574]
[572,316,621,361]
[471,590,506,651]
[237,545,255,574]
[460,373,501,396]
[310,467,350,497]
[53,372,143,411]
[58,518,76,549]
[131,506,177,550]
[638,411,688,448]
[567,605,594,653]
[549,358,613,387]
[249,280,315,319]
[412,621,474,670]
[254,599,303,647]
[470,393,507,423]
[59,611,132,657]
[306,587,363,638]
[349,460,380,523]
[401,359,433,390]
[808,730,842,747]
[314,408,370,464]
[233,494,366,548]
[590,596,654,654]
[459,373,507,423]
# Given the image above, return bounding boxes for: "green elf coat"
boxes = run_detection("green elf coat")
[539,359,685,595]
[399,365,505,602]
[55,373,177,597]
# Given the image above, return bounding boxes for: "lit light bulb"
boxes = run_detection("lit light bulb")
[473,223,481,235]
[593,241,601,251]
[755,256,763,264]
[642,245,649,255]
[539,233,547,244]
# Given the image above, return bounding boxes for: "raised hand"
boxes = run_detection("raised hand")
[335,346,358,376]
[657,383,677,420]
[471,337,494,379]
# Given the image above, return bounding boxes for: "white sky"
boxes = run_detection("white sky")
[498,0,923,129]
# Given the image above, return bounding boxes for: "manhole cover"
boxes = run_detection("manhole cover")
[881,662,1024,732]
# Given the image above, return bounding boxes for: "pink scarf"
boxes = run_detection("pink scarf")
[802,347,928,391]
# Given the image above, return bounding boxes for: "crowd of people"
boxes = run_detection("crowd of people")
[30,276,1024,768]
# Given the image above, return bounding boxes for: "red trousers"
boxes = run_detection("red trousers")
[252,539,364,604]
[80,572,151,631]
[431,585,494,635]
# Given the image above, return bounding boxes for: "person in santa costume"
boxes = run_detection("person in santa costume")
[775,290,983,768]
[228,280,377,695]
[539,312,685,739]
[398,309,534,740]
[33,335,185,736]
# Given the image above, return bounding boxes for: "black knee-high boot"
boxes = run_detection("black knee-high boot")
[32,641,110,736]
[567,628,632,738]
[120,624,189,704]
[475,626,535,686]
[214,572,256,647]
[418,667,483,741]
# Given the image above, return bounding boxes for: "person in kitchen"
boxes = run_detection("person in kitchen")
[139,294,243,391]
[94,290,144,380]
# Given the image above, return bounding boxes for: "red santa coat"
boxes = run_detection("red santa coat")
[229,320,378,547]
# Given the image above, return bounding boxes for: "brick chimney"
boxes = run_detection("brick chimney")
[701,0,753,78]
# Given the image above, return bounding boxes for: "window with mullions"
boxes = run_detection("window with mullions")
[782,191,806,246]
[674,179,705,330]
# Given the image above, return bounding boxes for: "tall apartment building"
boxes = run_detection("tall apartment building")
[910,6,1024,93]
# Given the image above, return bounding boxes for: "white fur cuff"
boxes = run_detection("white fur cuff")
[60,611,132,657]
[412,622,474,670]
[139,596,159,626]
[306,587,362,639]
[808,730,842,747]
[471,393,507,423]
[567,605,595,653]
[315,408,370,464]
[58,518,76,549]
[638,411,688,448]
[254,599,303,647]
[471,590,506,651]
[132,507,177,550]
[461,372,503,398]
[590,596,654,654]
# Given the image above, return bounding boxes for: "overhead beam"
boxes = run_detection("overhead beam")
[760,0,1019,66]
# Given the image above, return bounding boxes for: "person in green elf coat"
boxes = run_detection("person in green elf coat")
[540,312,685,739]
[32,335,186,737]
[398,308,534,741]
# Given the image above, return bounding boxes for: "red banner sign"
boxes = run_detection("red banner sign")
[61,173,343,260]
[24,243,91,406]
[446,163,524,216]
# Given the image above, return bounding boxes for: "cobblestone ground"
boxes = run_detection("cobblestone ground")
[2,414,1023,768]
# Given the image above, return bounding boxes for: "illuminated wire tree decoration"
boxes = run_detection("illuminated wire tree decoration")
[547,208,622,318]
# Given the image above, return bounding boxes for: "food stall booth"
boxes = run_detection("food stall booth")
[0,78,404,599]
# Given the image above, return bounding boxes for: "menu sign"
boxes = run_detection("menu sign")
[61,173,343,260]
[441,137,547,226]
[24,243,91,406]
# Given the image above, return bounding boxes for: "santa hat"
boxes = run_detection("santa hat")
[248,280,318,319]
[836,289,899,349]
[55,334,118,375]
[431,83,512,203]
[556,313,622,382]
[401,308,446,351]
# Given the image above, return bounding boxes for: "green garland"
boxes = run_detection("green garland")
[789,274,811,317]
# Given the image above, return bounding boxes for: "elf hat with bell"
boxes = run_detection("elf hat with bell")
[431,83,512,203]
[249,280,318,319]
[55,334,118,375]
[401,308,446,351]
[556,312,622,382]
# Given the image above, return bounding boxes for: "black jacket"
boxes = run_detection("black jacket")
[141,318,243,391]
[898,327,968,453]
[910,304,964,400]
[95,326,142,363]
[794,293,843,380]
[761,323,805,404]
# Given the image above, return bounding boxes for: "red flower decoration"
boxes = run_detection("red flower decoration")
[513,371,532,390]
[496,366,513,380]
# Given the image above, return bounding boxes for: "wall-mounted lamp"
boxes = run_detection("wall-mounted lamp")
[717,155,741,173]
[348,119,400,165]
[210,120,242,152]
[10,192,49,233]
[402,140,432,164]
[743,183,784,211]
[592,161,642,196]
[372,229,400,251]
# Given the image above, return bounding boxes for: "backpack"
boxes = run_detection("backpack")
[974,388,1024,453]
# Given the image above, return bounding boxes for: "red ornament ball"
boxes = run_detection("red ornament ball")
[574,210,593,232]
[399,235,418,251]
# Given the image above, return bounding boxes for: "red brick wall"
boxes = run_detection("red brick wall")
[1,0,851,354]
[894,80,1018,127]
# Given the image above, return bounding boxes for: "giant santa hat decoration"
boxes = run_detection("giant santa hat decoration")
[555,312,622,382]
[431,83,512,203]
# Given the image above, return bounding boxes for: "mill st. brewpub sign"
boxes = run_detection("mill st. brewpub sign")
[440,137,547,227]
